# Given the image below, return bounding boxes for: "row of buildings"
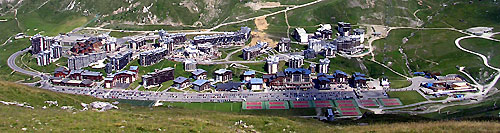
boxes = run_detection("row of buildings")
[30,34,63,66]
[242,41,268,60]
[193,27,251,47]
[420,74,476,95]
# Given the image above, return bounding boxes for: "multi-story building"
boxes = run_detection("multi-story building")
[334,70,349,84]
[293,28,308,43]
[108,51,132,72]
[191,69,207,80]
[141,67,175,88]
[243,70,256,82]
[264,68,313,90]
[192,79,211,91]
[304,49,316,59]
[318,58,330,74]
[277,38,291,53]
[351,72,367,88]
[335,36,363,55]
[193,27,251,47]
[352,28,365,43]
[67,52,106,70]
[242,42,267,60]
[308,38,323,53]
[68,69,103,81]
[30,34,51,54]
[184,59,197,72]
[324,44,337,58]
[139,48,167,66]
[288,55,304,68]
[173,76,190,89]
[309,63,316,74]
[266,56,279,74]
[104,69,138,88]
[337,22,351,36]
[36,51,51,66]
[214,69,232,83]
[50,44,62,60]
[129,36,146,50]
[316,24,333,39]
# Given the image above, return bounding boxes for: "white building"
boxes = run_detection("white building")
[184,59,197,72]
[308,39,323,52]
[288,55,304,68]
[353,29,365,43]
[37,51,51,66]
[293,28,308,43]
[266,56,279,74]
[318,58,330,74]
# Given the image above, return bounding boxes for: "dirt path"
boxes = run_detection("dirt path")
[249,16,277,47]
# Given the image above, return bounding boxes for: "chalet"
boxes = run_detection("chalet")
[249,78,264,91]
[104,70,138,88]
[334,70,348,84]
[214,69,232,83]
[53,67,70,78]
[263,68,313,91]
[173,76,190,89]
[192,79,211,91]
[243,70,256,82]
[52,78,94,87]
[216,81,242,92]
[351,72,367,88]
[142,67,175,88]
[68,69,103,81]
[316,73,335,90]
[191,69,207,80]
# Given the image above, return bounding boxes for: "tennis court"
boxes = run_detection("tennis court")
[357,99,380,107]
[378,98,403,106]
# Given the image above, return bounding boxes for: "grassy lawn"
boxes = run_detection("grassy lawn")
[460,38,500,68]
[390,80,412,89]
[387,91,427,105]
[430,95,448,101]
[20,77,41,83]
[372,29,496,84]
[0,39,36,82]
[218,47,241,60]
[229,50,245,61]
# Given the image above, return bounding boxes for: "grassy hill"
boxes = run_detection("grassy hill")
[1,81,500,132]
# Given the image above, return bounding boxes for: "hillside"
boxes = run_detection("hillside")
[1,82,500,132]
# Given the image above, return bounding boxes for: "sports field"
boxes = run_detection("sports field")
[335,100,362,116]
[357,99,380,107]
[378,98,403,106]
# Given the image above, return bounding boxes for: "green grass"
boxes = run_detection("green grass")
[387,91,427,105]
[424,0,500,29]
[420,93,500,120]
[430,96,448,101]
[218,47,241,60]
[460,38,500,68]
[229,50,245,61]
[390,80,412,89]
[372,29,496,84]
[16,52,68,74]
[0,39,35,82]
[20,77,41,83]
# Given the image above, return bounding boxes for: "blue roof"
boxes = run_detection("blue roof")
[173,76,189,83]
[192,69,207,75]
[354,72,366,77]
[243,70,256,76]
[284,68,311,75]
[193,79,209,86]
[250,78,263,84]
[129,66,139,71]
[354,77,366,81]
[318,77,330,82]
[335,70,347,76]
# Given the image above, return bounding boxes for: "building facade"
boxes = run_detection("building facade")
[142,67,175,88]
[266,56,279,74]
